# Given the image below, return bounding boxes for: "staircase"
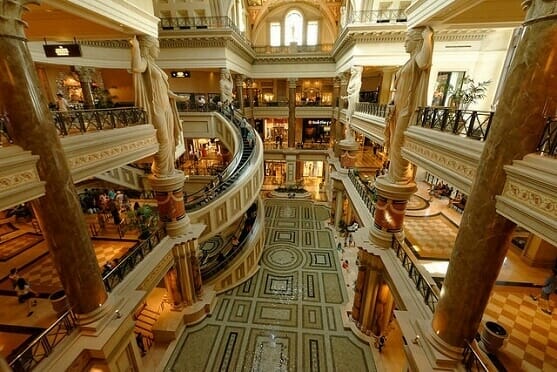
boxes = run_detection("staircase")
[134,305,158,355]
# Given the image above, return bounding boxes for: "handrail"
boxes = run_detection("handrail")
[52,107,147,137]
[537,116,557,157]
[102,226,166,291]
[346,9,408,25]
[8,310,78,370]
[347,170,376,216]
[159,16,250,45]
[462,341,490,371]
[414,106,494,141]
[391,237,440,313]
[355,102,388,118]
[184,110,256,211]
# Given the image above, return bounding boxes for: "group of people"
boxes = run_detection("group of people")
[429,182,453,199]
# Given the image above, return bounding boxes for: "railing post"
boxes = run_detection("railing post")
[484,111,495,141]
[466,110,478,137]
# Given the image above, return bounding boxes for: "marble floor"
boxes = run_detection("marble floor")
[165,199,376,371]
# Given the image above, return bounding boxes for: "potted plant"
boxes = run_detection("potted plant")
[448,76,491,110]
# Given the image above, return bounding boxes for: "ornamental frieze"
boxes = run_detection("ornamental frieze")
[138,249,174,291]
[0,170,40,191]
[502,180,557,219]
[404,140,476,180]
[67,137,157,169]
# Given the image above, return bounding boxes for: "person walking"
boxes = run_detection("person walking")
[531,267,557,315]
[15,277,38,317]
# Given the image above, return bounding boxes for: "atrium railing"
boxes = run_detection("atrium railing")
[102,226,166,291]
[252,44,333,55]
[462,341,489,372]
[414,106,494,141]
[184,109,256,211]
[160,16,242,34]
[347,170,376,216]
[52,107,147,137]
[8,310,78,371]
[537,116,557,157]
[8,226,165,371]
[391,237,439,313]
[347,9,407,25]
[355,102,388,118]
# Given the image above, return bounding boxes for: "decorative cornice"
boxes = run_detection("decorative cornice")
[67,137,157,169]
[138,249,174,291]
[404,140,477,181]
[502,180,556,219]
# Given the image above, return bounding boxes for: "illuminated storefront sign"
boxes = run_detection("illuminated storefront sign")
[43,44,82,58]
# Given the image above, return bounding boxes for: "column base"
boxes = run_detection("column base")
[397,312,463,371]
[369,227,403,249]
[149,170,190,237]
[375,176,417,200]
[76,295,124,332]
[338,141,359,169]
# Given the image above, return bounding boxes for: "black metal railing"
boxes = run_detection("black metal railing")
[355,102,388,118]
[252,44,333,55]
[347,170,376,216]
[462,341,489,371]
[184,109,256,212]
[391,237,439,313]
[346,9,407,25]
[537,116,557,157]
[8,310,78,371]
[0,113,14,146]
[414,106,494,141]
[102,227,166,291]
[52,107,147,137]
[159,16,242,34]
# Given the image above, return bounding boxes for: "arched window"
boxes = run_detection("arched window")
[285,10,303,45]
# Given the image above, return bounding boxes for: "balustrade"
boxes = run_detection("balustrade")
[462,341,489,371]
[391,237,439,313]
[347,170,376,215]
[537,116,557,157]
[414,106,494,141]
[52,107,147,137]
[346,9,407,25]
[355,102,388,118]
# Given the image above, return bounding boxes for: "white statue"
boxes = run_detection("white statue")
[130,35,185,178]
[220,68,234,106]
[341,65,363,142]
[383,27,434,184]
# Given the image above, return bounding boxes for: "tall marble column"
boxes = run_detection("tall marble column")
[0,1,108,317]
[331,78,341,146]
[172,239,202,307]
[378,67,397,105]
[352,249,393,336]
[285,154,297,186]
[430,0,557,356]
[288,78,297,148]
[235,75,245,112]
[334,189,344,228]
[73,66,96,109]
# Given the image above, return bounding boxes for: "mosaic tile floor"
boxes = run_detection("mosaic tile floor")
[166,199,375,372]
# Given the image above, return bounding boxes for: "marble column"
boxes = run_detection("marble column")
[334,74,349,157]
[235,75,245,112]
[73,66,96,109]
[163,267,183,310]
[0,1,107,317]
[285,154,297,186]
[150,172,190,237]
[352,249,391,336]
[430,0,557,356]
[334,189,344,228]
[378,67,397,105]
[172,239,202,307]
[288,78,297,148]
[331,78,341,147]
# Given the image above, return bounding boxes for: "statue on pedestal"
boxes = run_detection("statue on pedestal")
[383,27,434,184]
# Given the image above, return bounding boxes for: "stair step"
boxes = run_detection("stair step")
[135,322,153,333]
[142,307,160,316]
[138,314,157,324]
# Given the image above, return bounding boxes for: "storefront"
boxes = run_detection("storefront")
[302,119,330,143]
[263,118,288,144]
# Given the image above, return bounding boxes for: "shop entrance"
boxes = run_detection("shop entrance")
[264,161,286,185]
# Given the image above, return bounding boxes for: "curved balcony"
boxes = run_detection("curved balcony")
[185,111,264,239]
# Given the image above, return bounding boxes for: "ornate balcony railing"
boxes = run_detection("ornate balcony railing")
[391,237,439,313]
[160,16,242,34]
[462,341,489,372]
[346,9,407,25]
[184,109,256,211]
[347,170,376,216]
[537,116,557,157]
[414,106,494,141]
[52,107,147,137]
[8,310,78,371]
[355,102,388,118]
[252,44,333,55]
[102,226,166,291]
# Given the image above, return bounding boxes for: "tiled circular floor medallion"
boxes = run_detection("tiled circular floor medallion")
[262,245,304,271]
